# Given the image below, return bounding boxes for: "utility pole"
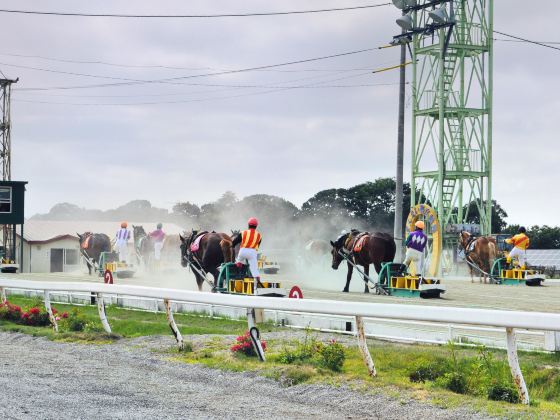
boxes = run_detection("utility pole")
[393,35,406,261]
[0,77,18,260]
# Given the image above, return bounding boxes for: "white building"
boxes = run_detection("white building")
[16,221,185,273]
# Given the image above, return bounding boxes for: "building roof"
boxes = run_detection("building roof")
[20,220,185,244]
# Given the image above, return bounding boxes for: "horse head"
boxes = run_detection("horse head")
[179,230,197,267]
[330,231,352,270]
[133,225,146,238]
[458,230,471,250]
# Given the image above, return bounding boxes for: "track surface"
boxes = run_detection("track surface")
[0,332,491,419]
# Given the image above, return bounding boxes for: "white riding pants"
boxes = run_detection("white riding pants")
[154,242,164,261]
[236,247,260,277]
[116,242,128,264]
[508,247,527,267]
[403,248,424,276]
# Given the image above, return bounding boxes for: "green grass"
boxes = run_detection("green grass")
[0,295,254,340]
[2,295,560,418]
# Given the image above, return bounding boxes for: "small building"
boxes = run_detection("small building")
[16,220,185,273]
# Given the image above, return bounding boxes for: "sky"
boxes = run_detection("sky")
[1,0,558,227]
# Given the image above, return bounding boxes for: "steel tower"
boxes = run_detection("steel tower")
[0,78,17,259]
[410,0,493,272]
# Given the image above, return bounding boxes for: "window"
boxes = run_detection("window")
[0,187,11,213]
[65,249,79,266]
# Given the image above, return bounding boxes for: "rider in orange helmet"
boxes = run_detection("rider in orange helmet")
[233,218,263,290]
[403,220,427,276]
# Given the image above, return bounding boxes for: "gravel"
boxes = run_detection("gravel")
[0,332,494,420]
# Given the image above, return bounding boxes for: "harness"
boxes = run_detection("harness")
[181,231,215,288]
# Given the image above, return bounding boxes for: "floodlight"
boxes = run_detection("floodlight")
[429,6,449,24]
[396,13,414,31]
[405,0,417,6]
[392,0,406,9]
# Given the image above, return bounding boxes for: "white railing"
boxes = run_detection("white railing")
[1,279,560,405]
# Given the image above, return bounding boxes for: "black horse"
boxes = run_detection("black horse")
[132,225,153,269]
[77,232,111,275]
[179,229,233,291]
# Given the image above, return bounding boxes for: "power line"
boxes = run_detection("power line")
[0,51,391,73]
[0,3,391,19]
[493,30,560,52]
[494,38,560,45]
[15,46,385,91]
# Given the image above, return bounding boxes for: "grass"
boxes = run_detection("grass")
[2,295,560,418]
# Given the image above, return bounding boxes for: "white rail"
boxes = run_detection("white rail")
[1,278,560,405]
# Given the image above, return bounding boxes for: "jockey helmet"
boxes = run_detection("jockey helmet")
[157,223,163,229]
[518,226,526,234]
[248,217,259,228]
[121,221,128,228]
[415,220,425,230]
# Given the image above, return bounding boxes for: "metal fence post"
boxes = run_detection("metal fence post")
[96,293,112,333]
[0,287,6,303]
[544,331,560,352]
[164,299,184,350]
[43,291,58,332]
[506,327,529,405]
[355,316,376,377]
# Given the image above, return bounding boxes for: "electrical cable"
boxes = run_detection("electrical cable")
[0,3,391,19]
[493,30,560,52]
[15,46,385,91]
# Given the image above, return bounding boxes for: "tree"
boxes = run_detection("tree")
[503,225,560,249]
[463,199,508,233]
[172,202,201,219]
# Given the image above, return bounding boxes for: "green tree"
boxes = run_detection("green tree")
[463,200,508,233]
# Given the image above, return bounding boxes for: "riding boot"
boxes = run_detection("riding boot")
[255,277,264,288]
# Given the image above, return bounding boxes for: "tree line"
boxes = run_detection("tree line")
[32,178,559,249]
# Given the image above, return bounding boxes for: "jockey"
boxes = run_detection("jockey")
[115,222,130,263]
[233,217,263,288]
[149,223,166,262]
[403,221,428,276]
[505,226,530,269]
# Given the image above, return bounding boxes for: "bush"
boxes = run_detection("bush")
[0,301,22,322]
[59,309,87,332]
[409,360,447,383]
[230,331,267,357]
[21,306,51,327]
[488,383,520,403]
[317,339,345,372]
[441,372,468,394]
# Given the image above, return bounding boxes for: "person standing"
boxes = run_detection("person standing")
[505,226,530,269]
[149,223,166,263]
[403,221,428,276]
[233,218,262,291]
[115,222,131,263]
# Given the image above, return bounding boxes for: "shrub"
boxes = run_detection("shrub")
[442,372,468,394]
[230,331,267,357]
[59,309,87,332]
[488,383,520,403]
[0,301,22,322]
[409,360,447,383]
[317,339,345,372]
[21,306,50,327]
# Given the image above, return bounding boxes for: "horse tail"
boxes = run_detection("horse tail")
[220,238,233,263]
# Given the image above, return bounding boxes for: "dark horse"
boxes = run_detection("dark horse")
[132,225,153,269]
[330,230,396,293]
[179,230,234,291]
[77,232,111,275]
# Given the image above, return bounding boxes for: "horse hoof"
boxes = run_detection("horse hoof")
[364,288,370,294]
[342,289,349,293]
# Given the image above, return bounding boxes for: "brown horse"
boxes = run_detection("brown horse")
[179,230,234,291]
[330,230,396,293]
[458,231,497,283]
[77,232,111,275]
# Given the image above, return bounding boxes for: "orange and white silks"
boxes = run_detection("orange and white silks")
[241,229,262,250]
[505,233,530,250]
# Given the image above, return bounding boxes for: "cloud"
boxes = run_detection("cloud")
[2,0,559,227]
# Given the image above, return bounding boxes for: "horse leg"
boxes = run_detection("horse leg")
[343,262,353,293]
[87,262,92,275]
[363,265,370,294]
[195,273,204,292]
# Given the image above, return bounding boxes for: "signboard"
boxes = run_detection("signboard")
[445,223,481,235]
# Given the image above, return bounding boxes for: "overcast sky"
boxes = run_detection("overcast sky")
[2,0,558,227]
